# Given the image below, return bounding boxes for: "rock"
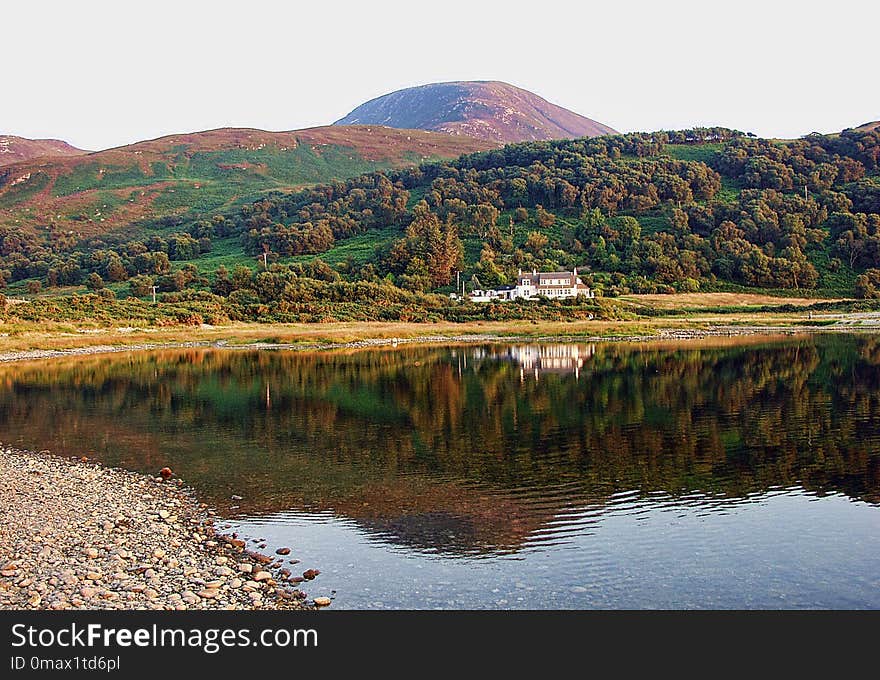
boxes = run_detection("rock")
[238,563,253,573]
[302,569,320,580]
[198,589,219,599]
[253,571,271,582]
[84,548,99,559]
[159,467,173,480]
[275,547,291,555]
[314,597,332,607]
[158,509,170,519]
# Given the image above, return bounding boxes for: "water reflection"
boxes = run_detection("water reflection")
[466,343,594,381]
[1,335,880,607]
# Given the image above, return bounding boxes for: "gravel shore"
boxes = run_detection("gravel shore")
[0,446,313,610]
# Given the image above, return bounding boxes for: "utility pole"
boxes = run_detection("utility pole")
[150,286,157,304]
[262,252,269,270]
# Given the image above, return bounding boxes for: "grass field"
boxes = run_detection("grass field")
[0,315,831,357]
[619,292,845,310]
[665,143,723,163]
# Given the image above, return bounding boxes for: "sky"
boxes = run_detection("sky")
[3,0,878,150]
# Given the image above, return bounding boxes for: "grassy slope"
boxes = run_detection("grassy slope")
[0,126,494,241]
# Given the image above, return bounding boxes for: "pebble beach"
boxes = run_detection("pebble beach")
[0,446,315,610]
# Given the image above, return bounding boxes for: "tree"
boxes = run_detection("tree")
[129,275,154,298]
[105,256,128,283]
[855,269,880,299]
[394,206,463,289]
[525,231,549,256]
[231,265,254,290]
[86,272,105,291]
[536,205,556,229]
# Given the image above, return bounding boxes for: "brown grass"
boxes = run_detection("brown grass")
[0,312,830,357]
[620,292,844,309]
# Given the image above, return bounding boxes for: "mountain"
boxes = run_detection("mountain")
[0,125,494,237]
[0,135,86,167]
[854,121,880,133]
[334,81,617,144]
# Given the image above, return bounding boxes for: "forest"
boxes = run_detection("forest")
[2,125,880,323]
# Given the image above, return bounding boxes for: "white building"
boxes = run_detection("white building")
[469,269,594,302]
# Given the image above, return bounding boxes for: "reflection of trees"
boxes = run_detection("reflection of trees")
[0,336,879,555]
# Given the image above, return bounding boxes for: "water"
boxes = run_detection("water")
[1,334,879,608]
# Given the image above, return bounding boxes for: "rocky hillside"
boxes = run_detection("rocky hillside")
[334,81,616,144]
[0,135,85,166]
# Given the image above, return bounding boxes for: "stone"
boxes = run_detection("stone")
[314,597,332,607]
[84,548,99,559]
[275,547,291,555]
[253,571,272,582]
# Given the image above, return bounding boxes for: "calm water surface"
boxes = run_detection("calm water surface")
[1,335,879,608]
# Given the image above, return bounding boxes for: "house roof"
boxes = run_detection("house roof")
[518,271,577,280]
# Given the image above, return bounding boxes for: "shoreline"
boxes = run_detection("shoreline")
[0,322,873,365]
[0,446,318,610]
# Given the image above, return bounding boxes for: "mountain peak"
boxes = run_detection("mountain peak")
[334,81,616,144]
[0,135,86,167]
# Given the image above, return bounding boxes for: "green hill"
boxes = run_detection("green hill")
[0,125,494,241]
[3,124,880,324]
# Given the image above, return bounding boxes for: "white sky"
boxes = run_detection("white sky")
[3,0,878,150]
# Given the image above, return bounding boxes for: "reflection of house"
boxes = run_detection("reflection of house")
[469,269,594,302]
[483,344,595,380]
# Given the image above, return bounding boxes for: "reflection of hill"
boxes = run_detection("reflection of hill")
[1,336,880,555]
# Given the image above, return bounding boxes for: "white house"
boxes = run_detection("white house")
[469,269,594,302]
